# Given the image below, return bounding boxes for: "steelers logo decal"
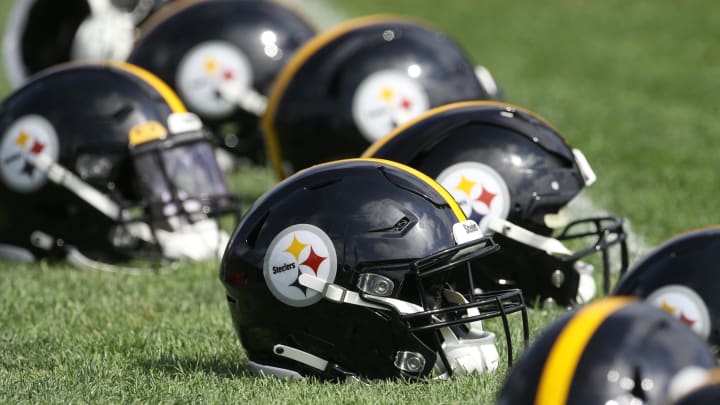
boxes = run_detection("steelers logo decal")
[264,224,337,307]
[176,40,253,119]
[0,115,59,193]
[647,285,711,339]
[352,69,430,142]
[436,162,511,222]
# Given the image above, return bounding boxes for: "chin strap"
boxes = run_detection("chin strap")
[474,65,500,99]
[217,82,268,117]
[479,215,573,256]
[667,367,720,403]
[298,273,424,314]
[27,152,228,262]
[65,246,145,275]
[436,289,499,376]
[480,215,598,303]
[300,274,502,378]
[29,153,124,220]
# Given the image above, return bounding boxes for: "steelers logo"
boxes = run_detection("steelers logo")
[352,69,430,142]
[263,224,337,307]
[436,162,511,222]
[647,285,711,339]
[176,40,253,119]
[0,115,59,193]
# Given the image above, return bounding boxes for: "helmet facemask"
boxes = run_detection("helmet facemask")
[117,112,241,262]
[281,232,529,380]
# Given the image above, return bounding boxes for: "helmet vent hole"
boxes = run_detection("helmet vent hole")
[112,104,134,123]
[369,217,412,234]
[245,212,269,248]
[392,217,410,232]
[630,365,649,400]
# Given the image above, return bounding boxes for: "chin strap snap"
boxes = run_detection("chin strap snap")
[298,273,425,314]
[479,215,573,256]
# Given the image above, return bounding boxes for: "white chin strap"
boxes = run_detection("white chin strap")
[474,65,500,99]
[479,215,597,303]
[298,274,499,376]
[575,261,596,304]
[479,215,573,256]
[667,366,713,403]
[28,152,228,262]
[433,289,499,377]
[217,82,269,117]
[153,219,229,261]
[72,0,135,61]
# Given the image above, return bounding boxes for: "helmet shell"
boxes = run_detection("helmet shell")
[264,16,492,179]
[129,0,316,162]
[614,226,720,356]
[498,298,716,404]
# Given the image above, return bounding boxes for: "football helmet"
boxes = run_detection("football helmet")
[497,297,716,405]
[220,158,528,380]
[363,101,628,307]
[3,0,177,88]
[263,15,501,180]
[128,0,316,163]
[613,226,720,356]
[0,62,241,269]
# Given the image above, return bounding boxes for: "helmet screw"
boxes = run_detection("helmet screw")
[394,351,426,373]
[406,356,423,372]
[551,269,565,288]
[374,280,390,295]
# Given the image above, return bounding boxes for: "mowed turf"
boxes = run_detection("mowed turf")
[1,0,719,403]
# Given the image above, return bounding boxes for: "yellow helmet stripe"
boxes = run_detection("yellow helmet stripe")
[104,61,187,113]
[263,15,431,180]
[324,157,466,222]
[536,297,634,405]
[363,100,561,157]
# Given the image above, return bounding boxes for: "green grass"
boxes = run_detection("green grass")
[2,0,719,403]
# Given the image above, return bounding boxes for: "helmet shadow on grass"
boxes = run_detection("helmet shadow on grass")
[136,355,254,379]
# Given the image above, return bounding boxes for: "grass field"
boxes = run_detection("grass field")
[2,0,720,403]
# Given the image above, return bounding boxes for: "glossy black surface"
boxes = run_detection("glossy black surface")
[614,227,720,355]
[0,63,238,262]
[498,301,716,405]
[220,159,527,379]
[266,18,490,177]
[366,102,628,306]
[129,0,316,163]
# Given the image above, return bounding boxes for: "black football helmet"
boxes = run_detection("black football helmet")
[363,101,628,307]
[220,158,528,380]
[128,0,316,164]
[263,15,501,180]
[0,62,241,269]
[2,0,177,88]
[613,226,720,356]
[497,297,716,405]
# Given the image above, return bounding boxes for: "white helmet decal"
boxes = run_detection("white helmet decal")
[176,40,253,118]
[436,162,511,222]
[0,115,59,193]
[352,69,429,142]
[647,285,711,339]
[264,224,338,307]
